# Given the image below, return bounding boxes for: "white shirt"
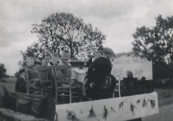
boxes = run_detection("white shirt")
[21,75,26,80]
[92,57,96,62]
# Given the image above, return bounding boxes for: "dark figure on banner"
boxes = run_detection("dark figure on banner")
[121,71,137,96]
[121,71,142,121]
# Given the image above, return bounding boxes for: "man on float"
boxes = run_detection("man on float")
[85,46,104,67]
[15,68,27,93]
[86,47,116,100]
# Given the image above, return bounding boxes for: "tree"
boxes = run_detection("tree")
[22,12,106,61]
[132,15,173,79]
[0,63,8,79]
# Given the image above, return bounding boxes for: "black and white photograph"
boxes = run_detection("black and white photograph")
[0,0,173,121]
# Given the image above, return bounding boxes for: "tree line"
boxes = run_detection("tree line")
[1,12,172,81]
[132,15,173,79]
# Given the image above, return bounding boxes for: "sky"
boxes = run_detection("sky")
[0,0,173,75]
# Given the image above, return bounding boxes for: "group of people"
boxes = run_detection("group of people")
[15,47,117,100]
[15,49,72,93]
[15,46,144,121]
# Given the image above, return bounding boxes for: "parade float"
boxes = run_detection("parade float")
[55,53,158,121]
[0,53,159,121]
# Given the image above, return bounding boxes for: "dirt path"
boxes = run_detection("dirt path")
[143,104,173,121]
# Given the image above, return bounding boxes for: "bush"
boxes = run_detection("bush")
[153,78,173,88]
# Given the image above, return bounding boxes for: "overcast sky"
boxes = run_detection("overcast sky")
[0,0,173,75]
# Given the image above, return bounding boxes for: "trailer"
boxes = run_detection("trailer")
[0,57,159,121]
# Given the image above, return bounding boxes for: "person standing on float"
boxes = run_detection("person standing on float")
[86,47,115,100]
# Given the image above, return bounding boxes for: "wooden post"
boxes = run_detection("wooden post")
[69,67,72,103]
[53,67,58,104]
[24,67,29,94]
[118,79,121,97]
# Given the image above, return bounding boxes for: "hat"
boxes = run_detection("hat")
[103,47,115,56]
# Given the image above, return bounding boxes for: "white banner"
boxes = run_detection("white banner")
[56,92,159,121]
[111,55,153,80]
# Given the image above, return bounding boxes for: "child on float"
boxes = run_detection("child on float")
[59,49,86,101]
[41,49,52,67]
[25,56,41,90]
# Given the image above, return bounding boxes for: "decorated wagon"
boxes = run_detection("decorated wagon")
[0,54,159,121]
[54,54,159,121]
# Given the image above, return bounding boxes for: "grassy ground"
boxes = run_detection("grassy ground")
[0,78,173,107]
[155,88,173,107]
[0,77,16,96]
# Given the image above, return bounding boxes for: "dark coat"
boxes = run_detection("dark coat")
[121,77,138,97]
[87,57,112,85]
[85,57,112,100]
[85,58,93,67]
[15,76,27,93]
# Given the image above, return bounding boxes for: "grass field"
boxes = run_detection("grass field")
[155,88,173,107]
[0,77,16,96]
[0,77,173,107]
